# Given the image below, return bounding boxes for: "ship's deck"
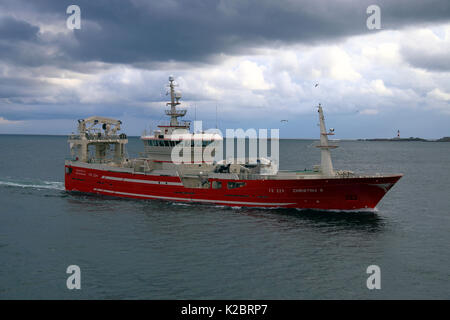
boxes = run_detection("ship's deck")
[65,160,401,181]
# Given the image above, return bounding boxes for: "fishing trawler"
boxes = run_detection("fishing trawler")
[64,77,402,210]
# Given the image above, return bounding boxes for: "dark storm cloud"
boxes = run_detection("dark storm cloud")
[0,0,449,68]
[0,16,39,41]
[1,0,449,126]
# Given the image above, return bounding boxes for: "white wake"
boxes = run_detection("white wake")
[0,179,65,191]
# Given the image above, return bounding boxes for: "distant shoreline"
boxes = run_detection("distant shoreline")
[357,137,450,142]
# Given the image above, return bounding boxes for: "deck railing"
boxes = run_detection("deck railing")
[68,134,127,141]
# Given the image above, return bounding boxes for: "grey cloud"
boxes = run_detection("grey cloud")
[1,0,449,124]
[0,103,133,121]
[1,0,449,68]
[380,0,450,27]
[0,16,39,41]
[401,47,450,72]
[0,76,49,98]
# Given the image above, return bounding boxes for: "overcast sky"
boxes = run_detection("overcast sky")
[0,0,449,138]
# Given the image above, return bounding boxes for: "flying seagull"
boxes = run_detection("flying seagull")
[314,83,319,87]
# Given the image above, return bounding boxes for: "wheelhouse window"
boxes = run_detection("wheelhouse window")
[212,181,222,189]
[228,182,246,189]
[202,140,211,147]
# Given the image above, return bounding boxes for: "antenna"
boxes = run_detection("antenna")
[215,104,218,129]
[164,76,187,127]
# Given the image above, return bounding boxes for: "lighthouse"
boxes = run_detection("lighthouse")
[397,130,400,138]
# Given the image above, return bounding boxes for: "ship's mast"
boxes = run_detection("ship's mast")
[165,76,187,126]
[317,104,337,176]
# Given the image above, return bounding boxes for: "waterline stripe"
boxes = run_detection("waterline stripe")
[101,176,183,186]
[93,188,295,206]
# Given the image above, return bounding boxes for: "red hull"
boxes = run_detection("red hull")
[65,165,402,211]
